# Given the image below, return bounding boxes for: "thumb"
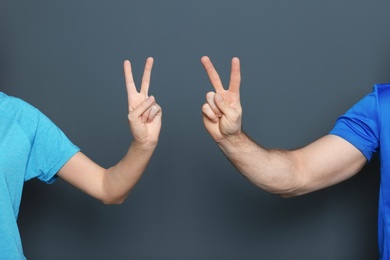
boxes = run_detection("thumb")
[214,93,231,115]
[129,96,155,121]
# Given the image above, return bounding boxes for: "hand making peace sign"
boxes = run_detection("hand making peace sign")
[124,58,162,146]
[201,56,242,143]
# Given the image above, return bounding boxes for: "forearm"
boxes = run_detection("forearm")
[217,131,302,197]
[58,58,161,204]
[102,140,157,204]
[200,57,366,197]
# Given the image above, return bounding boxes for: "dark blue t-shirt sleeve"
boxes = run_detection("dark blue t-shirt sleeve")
[329,86,380,162]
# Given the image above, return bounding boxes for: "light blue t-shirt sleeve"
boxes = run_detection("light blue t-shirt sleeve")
[329,86,380,162]
[21,106,80,183]
[26,111,79,183]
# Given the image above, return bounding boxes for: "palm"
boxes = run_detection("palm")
[124,58,162,145]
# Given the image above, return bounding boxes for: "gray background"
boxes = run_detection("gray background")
[0,0,388,259]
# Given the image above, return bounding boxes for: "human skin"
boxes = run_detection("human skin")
[57,57,162,204]
[201,56,367,197]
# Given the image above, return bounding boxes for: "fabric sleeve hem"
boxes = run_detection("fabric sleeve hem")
[42,146,81,184]
[329,131,372,162]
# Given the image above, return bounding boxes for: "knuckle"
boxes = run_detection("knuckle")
[206,92,215,100]
[202,103,210,112]
[128,113,137,122]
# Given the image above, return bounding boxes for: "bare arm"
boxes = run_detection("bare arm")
[201,56,367,197]
[57,58,162,204]
[218,132,366,197]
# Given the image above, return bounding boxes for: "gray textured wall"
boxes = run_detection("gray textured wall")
[1,1,388,259]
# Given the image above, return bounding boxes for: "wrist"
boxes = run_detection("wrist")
[132,139,158,151]
[216,130,247,153]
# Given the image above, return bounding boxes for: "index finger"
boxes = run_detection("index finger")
[140,57,154,95]
[124,60,137,96]
[228,57,241,94]
[201,56,225,93]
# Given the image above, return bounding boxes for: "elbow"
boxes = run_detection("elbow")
[102,199,125,205]
[261,173,308,198]
[274,177,311,198]
[274,156,310,198]
[278,190,302,198]
[269,188,303,199]
[254,149,309,198]
[101,195,127,205]
[274,177,309,198]
[257,183,303,198]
